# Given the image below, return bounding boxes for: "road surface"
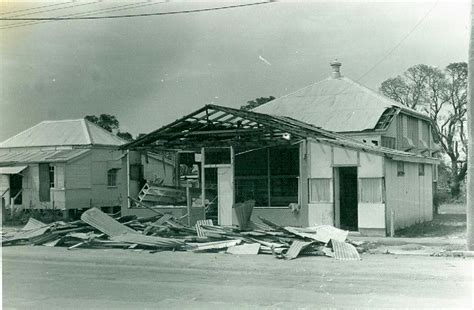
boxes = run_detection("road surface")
[2,246,473,309]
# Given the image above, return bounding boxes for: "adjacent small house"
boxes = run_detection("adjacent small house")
[0,119,177,219]
[0,119,128,218]
[122,62,439,236]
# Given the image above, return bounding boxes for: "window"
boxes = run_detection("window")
[309,178,331,203]
[397,162,405,177]
[381,136,396,149]
[419,164,425,176]
[359,178,383,203]
[235,146,299,207]
[49,165,55,188]
[107,169,118,187]
[407,116,419,147]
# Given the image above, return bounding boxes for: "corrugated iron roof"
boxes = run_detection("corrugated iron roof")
[0,149,90,165]
[0,119,126,148]
[254,76,429,132]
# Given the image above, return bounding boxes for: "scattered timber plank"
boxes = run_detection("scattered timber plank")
[226,243,260,255]
[330,239,361,261]
[111,233,185,249]
[155,214,173,226]
[81,207,137,237]
[189,239,241,252]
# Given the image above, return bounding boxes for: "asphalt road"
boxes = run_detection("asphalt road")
[2,246,473,309]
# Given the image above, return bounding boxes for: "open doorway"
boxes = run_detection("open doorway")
[10,173,23,205]
[335,167,358,231]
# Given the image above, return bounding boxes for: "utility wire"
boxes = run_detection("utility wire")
[354,0,439,83]
[5,1,100,18]
[0,1,70,16]
[0,1,272,21]
[1,0,167,30]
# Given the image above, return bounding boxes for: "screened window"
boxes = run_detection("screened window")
[419,164,425,176]
[309,178,331,203]
[359,178,383,203]
[397,162,405,177]
[107,169,118,187]
[235,146,299,207]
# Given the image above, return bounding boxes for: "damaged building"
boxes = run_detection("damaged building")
[122,62,439,237]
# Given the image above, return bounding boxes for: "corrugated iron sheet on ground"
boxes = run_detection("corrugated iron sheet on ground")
[226,243,260,255]
[331,239,361,261]
[81,207,136,237]
[283,240,314,260]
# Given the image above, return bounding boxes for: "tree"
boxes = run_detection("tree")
[85,114,119,133]
[85,114,134,141]
[240,96,275,110]
[117,131,134,142]
[380,62,468,198]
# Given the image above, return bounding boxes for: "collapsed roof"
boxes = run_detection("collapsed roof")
[122,104,438,164]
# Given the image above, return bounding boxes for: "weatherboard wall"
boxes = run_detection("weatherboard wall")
[307,141,387,234]
[384,159,433,231]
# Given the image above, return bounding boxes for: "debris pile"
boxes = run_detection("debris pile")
[2,207,360,261]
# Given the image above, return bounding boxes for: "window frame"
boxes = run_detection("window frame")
[49,165,55,188]
[107,168,118,187]
[397,162,405,177]
[234,145,299,208]
[418,163,425,176]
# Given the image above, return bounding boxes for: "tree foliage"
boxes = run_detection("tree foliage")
[85,114,119,133]
[85,113,134,141]
[380,62,468,197]
[240,96,275,110]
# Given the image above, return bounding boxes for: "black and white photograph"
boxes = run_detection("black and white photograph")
[1,0,473,308]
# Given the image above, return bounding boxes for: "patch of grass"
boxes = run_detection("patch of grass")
[395,214,466,238]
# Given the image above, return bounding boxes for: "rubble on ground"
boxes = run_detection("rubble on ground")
[2,207,361,261]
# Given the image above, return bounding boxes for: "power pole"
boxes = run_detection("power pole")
[467,1,474,251]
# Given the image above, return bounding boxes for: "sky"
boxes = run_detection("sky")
[0,0,470,141]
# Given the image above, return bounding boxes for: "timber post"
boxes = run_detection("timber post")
[467,2,474,251]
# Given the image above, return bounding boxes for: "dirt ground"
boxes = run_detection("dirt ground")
[2,246,473,309]
[395,203,466,239]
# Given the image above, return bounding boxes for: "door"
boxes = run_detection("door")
[337,167,358,231]
[217,166,233,225]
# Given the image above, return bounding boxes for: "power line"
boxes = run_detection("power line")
[0,1,272,21]
[5,1,99,18]
[0,1,167,30]
[0,1,70,16]
[355,0,439,83]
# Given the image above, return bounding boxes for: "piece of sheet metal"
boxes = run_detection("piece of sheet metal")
[283,240,313,260]
[284,226,348,244]
[331,239,361,261]
[81,207,137,237]
[189,239,241,252]
[111,233,184,249]
[226,243,260,255]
